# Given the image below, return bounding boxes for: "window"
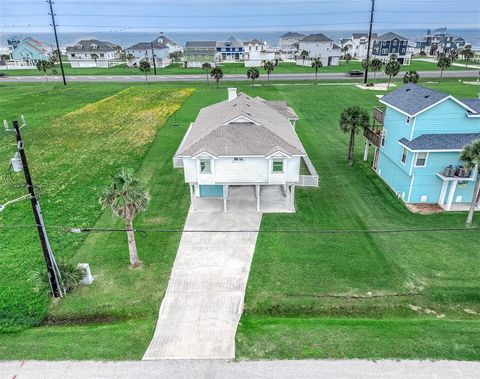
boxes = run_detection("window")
[415,152,428,167]
[406,116,410,124]
[401,147,408,164]
[233,157,244,163]
[200,159,211,174]
[272,159,284,173]
[382,48,388,54]
[381,130,387,147]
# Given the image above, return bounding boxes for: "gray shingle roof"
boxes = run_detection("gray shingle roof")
[460,99,480,113]
[380,83,449,116]
[177,93,306,157]
[66,39,117,53]
[399,133,480,151]
[154,34,176,45]
[244,39,265,46]
[263,100,298,119]
[280,32,305,38]
[185,41,216,48]
[126,42,168,50]
[300,33,333,43]
[375,32,408,41]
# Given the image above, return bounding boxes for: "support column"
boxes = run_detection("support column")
[363,139,370,161]
[189,184,195,211]
[438,180,448,205]
[256,185,260,212]
[223,185,228,212]
[290,184,296,212]
[446,180,457,211]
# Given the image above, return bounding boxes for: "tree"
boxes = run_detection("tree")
[449,49,459,62]
[419,50,427,57]
[36,59,56,82]
[361,58,370,71]
[462,46,474,67]
[0,54,10,62]
[247,67,259,86]
[311,57,323,80]
[91,53,99,68]
[263,60,275,81]
[169,50,183,63]
[300,49,309,63]
[459,140,480,226]
[139,60,151,83]
[403,70,419,83]
[202,62,212,82]
[339,106,370,166]
[384,58,401,90]
[126,53,134,66]
[437,53,451,77]
[210,66,224,87]
[370,58,383,82]
[99,169,150,268]
[344,53,352,64]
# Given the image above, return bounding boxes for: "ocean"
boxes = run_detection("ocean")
[1,29,479,50]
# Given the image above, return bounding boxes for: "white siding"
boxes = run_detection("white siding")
[183,158,197,182]
[286,156,300,182]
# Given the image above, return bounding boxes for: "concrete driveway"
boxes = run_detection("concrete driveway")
[143,211,262,360]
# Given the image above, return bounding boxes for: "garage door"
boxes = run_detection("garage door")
[199,185,224,197]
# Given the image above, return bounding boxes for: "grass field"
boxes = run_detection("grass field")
[0,58,474,78]
[0,78,479,360]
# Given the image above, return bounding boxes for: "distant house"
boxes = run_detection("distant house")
[173,88,318,212]
[365,83,480,211]
[296,33,342,66]
[372,32,411,64]
[10,37,49,67]
[66,39,120,68]
[340,33,378,59]
[414,29,467,56]
[7,36,21,53]
[125,35,178,68]
[184,41,217,68]
[216,36,244,62]
[278,32,305,60]
[243,39,277,67]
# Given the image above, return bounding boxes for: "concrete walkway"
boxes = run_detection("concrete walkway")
[143,211,262,360]
[3,359,480,378]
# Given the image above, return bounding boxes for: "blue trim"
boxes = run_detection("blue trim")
[199,185,224,197]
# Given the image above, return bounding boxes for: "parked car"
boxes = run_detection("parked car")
[0,73,6,78]
[348,70,363,77]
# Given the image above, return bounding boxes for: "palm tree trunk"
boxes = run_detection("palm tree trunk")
[440,68,443,77]
[145,72,148,83]
[315,70,318,81]
[44,71,48,82]
[206,72,209,82]
[466,172,480,226]
[387,75,392,90]
[126,218,141,267]
[349,129,355,166]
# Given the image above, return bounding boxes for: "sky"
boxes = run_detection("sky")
[0,0,479,33]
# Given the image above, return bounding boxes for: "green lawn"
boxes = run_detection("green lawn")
[1,59,474,78]
[0,79,479,360]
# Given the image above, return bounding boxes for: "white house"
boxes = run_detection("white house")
[296,33,342,66]
[173,88,318,213]
[66,39,120,68]
[125,34,180,68]
[243,39,277,67]
[278,32,305,60]
[340,33,378,59]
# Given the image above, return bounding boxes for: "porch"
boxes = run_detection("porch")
[189,185,294,213]
[436,171,479,211]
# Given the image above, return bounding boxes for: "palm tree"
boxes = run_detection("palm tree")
[126,53,134,66]
[460,140,480,226]
[299,49,309,64]
[437,53,451,77]
[99,169,150,268]
[339,106,370,166]
[370,58,383,82]
[36,60,55,82]
[139,60,151,83]
[311,57,322,80]
[202,62,212,82]
[210,66,224,87]
[344,53,352,64]
[361,58,370,71]
[263,60,275,81]
[403,70,419,83]
[384,58,401,90]
[462,47,474,67]
[448,49,459,62]
[247,67,259,86]
[91,53,99,68]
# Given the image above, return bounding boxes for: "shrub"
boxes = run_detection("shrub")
[31,262,85,294]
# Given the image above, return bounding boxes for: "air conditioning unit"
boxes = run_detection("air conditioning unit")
[443,165,455,177]
[11,152,23,172]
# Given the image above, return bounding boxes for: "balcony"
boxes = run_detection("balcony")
[373,107,385,124]
[436,165,474,181]
[298,156,319,187]
[363,127,382,147]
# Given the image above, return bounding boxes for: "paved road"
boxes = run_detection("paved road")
[2,359,480,378]
[143,210,262,360]
[0,70,477,83]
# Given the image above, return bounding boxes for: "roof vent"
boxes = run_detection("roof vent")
[405,88,410,92]
[424,95,429,98]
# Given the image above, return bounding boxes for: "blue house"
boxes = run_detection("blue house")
[216,36,243,61]
[10,37,49,65]
[367,83,480,211]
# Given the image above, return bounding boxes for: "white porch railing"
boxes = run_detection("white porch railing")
[173,156,183,168]
[298,155,319,187]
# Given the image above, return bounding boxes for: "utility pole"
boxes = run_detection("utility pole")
[363,0,375,84]
[11,120,64,298]
[150,42,157,75]
[47,0,66,86]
